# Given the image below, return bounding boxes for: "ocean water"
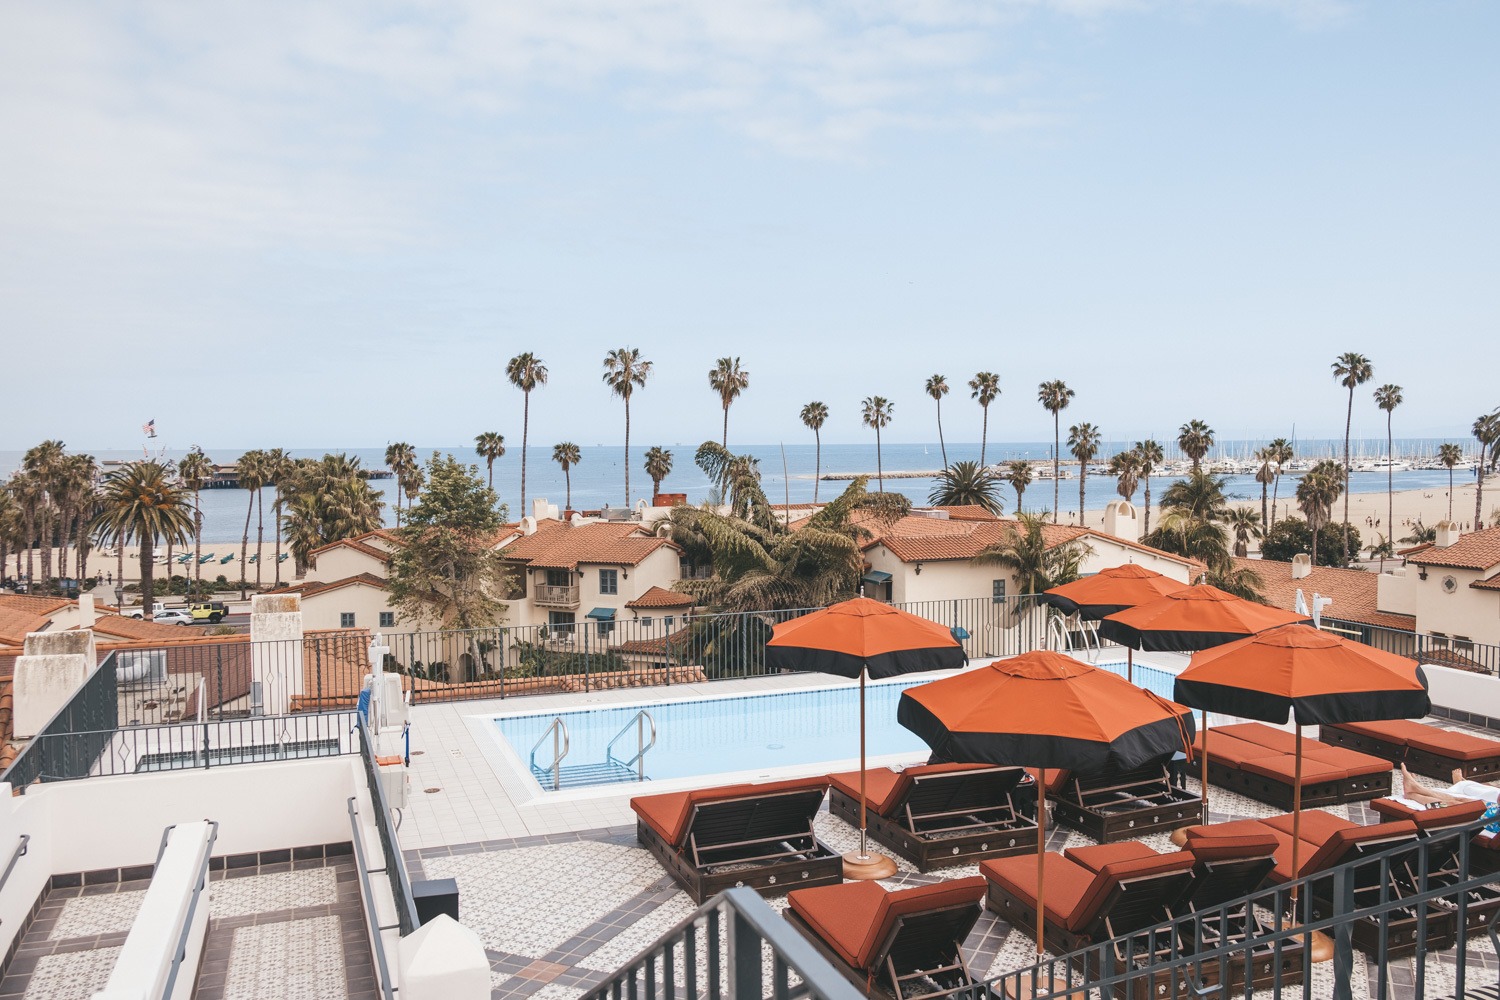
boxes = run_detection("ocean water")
[0,439,1483,544]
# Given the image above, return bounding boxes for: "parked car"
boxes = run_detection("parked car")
[189,601,229,623]
[130,601,167,620]
[153,609,195,626]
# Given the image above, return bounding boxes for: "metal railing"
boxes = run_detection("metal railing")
[2,652,119,788]
[349,797,401,1000]
[581,885,864,1000]
[355,717,418,937]
[534,583,582,607]
[606,709,656,781]
[972,812,1500,1000]
[531,718,570,791]
[1327,617,1500,678]
[160,821,219,1000]
[0,835,31,904]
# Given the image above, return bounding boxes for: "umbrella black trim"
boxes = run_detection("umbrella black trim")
[1172,676,1432,727]
[1096,619,1309,652]
[765,643,966,679]
[1039,594,1133,621]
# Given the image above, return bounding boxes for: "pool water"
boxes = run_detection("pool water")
[493,659,1183,791]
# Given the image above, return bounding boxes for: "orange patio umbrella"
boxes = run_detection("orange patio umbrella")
[766,597,965,879]
[1174,623,1430,888]
[1042,564,1185,681]
[898,651,1195,960]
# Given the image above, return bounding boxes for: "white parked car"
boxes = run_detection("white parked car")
[152,609,195,626]
[130,601,167,619]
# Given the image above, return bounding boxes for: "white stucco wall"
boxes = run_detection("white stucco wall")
[308,544,389,583]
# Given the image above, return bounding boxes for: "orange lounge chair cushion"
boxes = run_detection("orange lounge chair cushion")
[788,876,985,970]
[1293,820,1418,879]
[1181,829,1280,863]
[631,776,830,847]
[1064,842,1158,874]
[1261,810,1358,847]
[1214,723,1302,754]
[1181,820,1298,881]
[1327,720,1432,747]
[1371,797,1489,830]
[982,853,1097,929]
[1194,730,1283,767]
[1404,728,1500,762]
[1067,852,1196,934]
[1300,745,1392,777]
[1237,754,1351,785]
[1023,768,1070,795]
[827,763,994,817]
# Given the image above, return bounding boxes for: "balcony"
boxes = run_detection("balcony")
[535,583,581,609]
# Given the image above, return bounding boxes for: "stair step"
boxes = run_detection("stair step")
[531,760,647,790]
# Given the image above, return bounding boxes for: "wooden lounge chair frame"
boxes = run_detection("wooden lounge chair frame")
[1051,756,1204,843]
[984,859,1196,955]
[786,899,984,1000]
[1320,722,1500,782]
[635,786,842,904]
[1199,752,1390,812]
[828,765,1037,871]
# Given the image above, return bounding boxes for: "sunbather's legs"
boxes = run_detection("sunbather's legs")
[1399,764,1470,805]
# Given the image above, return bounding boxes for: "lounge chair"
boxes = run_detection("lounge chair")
[785,877,986,1000]
[980,843,1196,954]
[631,777,841,903]
[1193,723,1391,810]
[1050,753,1203,843]
[1371,797,1497,936]
[219,554,235,564]
[826,763,1035,871]
[1321,720,1500,781]
[199,554,215,564]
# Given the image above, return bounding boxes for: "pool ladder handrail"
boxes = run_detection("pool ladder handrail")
[530,717,570,791]
[605,709,657,782]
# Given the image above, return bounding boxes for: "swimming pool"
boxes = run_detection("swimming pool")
[491,658,1184,792]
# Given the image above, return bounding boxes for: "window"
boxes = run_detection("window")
[599,568,618,595]
[548,611,576,634]
[992,580,1007,603]
[340,612,356,628]
[597,618,615,637]
[546,568,572,588]
[379,612,395,628]
[663,616,675,630]
[640,616,654,629]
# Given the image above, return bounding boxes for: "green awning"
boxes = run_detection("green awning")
[861,570,893,584]
[586,607,617,621]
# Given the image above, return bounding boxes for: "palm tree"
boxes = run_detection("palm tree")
[1003,460,1033,513]
[235,450,268,599]
[1224,507,1263,558]
[708,357,750,449]
[1107,449,1141,503]
[90,461,193,619]
[385,443,416,525]
[926,375,950,467]
[928,461,1004,515]
[644,446,673,498]
[1067,422,1102,525]
[474,432,506,492]
[1297,459,1345,565]
[506,352,549,514]
[1134,439,1164,535]
[1475,411,1500,531]
[1332,352,1374,563]
[1142,470,1246,589]
[861,396,894,492]
[22,441,64,591]
[1267,437,1293,528]
[8,471,41,590]
[51,453,96,585]
[0,488,18,585]
[1037,380,1074,522]
[1439,442,1463,520]
[553,443,581,512]
[801,402,828,504]
[177,449,213,589]
[969,372,1001,467]
[1177,420,1214,472]
[973,511,1091,599]
[1372,383,1403,541]
[602,348,651,506]
[1253,447,1275,531]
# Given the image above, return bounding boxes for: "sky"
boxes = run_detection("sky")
[1,1,1496,452]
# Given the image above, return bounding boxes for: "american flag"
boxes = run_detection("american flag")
[141,419,156,438]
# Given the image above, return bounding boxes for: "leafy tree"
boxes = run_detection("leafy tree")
[1067,422,1102,522]
[262,448,293,589]
[644,446,673,497]
[1177,420,1214,472]
[91,461,194,618]
[552,442,581,512]
[1223,506,1263,558]
[1262,516,1362,568]
[385,442,417,525]
[1332,352,1374,562]
[178,449,214,587]
[708,357,750,448]
[1108,449,1141,502]
[1296,459,1345,565]
[926,375,950,467]
[694,442,771,527]
[1400,519,1437,546]
[1003,460,1033,513]
[1134,439,1164,535]
[603,347,651,506]
[235,449,268,599]
[1140,469,1262,597]
[280,454,386,577]
[1253,448,1275,533]
[1373,384,1403,542]
[1474,411,1500,531]
[21,441,64,589]
[972,511,1091,601]
[928,461,1004,515]
[800,401,828,504]
[969,372,1000,466]
[506,353,548,513]
[1439,443,1463,521]
[861,396,894,492]
[474,431,506,491]
[1037,380,1074,521]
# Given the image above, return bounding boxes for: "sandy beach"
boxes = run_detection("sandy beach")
[4,539,292,589]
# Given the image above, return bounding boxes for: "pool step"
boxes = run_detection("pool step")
[531,760,648,790]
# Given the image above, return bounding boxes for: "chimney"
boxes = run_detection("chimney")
[78,592,96,627]
[1102,500,1140,542]
[519,515,537,536]
[1434,520,1461,548]
[532,498,554,523]
[1291,553,1313,579]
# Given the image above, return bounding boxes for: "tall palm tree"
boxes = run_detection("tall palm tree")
[90,461,193,619]
[1475,411,1500,531]
[861,396,894,492]
[928,461,1004,515]
[1037,380,1074,522]
[1267,437,1293,529]
[644,446,673,498]
[1297,459,1344,565]
[553,442,581,512]
[177,449,214,589]
[1250,447,1272,531]
[235,450,268,599]
[1067,422,1103,524]
[52,453,96,585]
[0,488,17,586]
[1224,507,1263,558]
[8,471,41,590]
[506,352,549,514]
[1003,460,1033,513]
[801,402,828,504]
[263,449,293,588]
[385,443,416,526]
[1439,442,1463,521]
[1331,352,1374,562]
[1134,439,1164,536]
[708,357,750,449]
[474,432,506,492]
[1107,449,1141,503]
[1372,383,1403,541]
[1177,420,1214,472]
[969,372,1001,467]
[973,511,1090,599]
[926,375,950,467]
[22,440,64,591]
[602,348,651,507]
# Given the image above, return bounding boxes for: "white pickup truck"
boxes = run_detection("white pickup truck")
[129,601,168,619]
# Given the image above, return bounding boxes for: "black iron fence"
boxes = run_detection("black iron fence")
[355,716,418,936]
[3,652,119,788]
[1328,617,1500,678]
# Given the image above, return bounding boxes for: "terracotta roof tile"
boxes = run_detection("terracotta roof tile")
[1470,577,1500,592]
[309,537,392,563]
[88,614,194,640]
[1230,557,1416,631]
[270,573,388,599]
[625,587,696,610]
[1406,528,1500,571]
[501,520,677,570]
[0,595,74,645]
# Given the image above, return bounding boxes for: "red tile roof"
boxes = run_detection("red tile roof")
[0,595,73,645]
[270,573,388,598]
[88,614,195,640]
[309,537,392,563]
[1406,528,1500,571]
[625,587,696,610]
[1470,576,1500,592]
[1230,557,1416,631]
[501,520,678,570]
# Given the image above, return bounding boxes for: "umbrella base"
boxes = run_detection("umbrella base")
[841,850,898,880]
[1002,976,1071,998]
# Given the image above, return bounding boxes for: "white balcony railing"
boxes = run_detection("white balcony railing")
[535,584,581,608]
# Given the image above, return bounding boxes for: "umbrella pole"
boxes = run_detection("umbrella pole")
[1200,708,1210,812]
[1127,647,1133,684]
[1291,726,1303,905]
[1036,780,1048,958]
[859,668,868,860]
[844,670,897,880]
